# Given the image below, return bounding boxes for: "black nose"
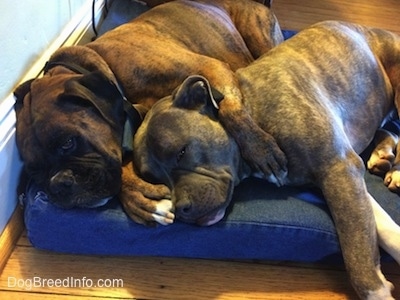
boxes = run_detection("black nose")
[49,169,76,193]
[175,199,193,217]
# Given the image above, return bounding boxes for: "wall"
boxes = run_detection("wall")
[0,0,104,235]
[0,0,92,103]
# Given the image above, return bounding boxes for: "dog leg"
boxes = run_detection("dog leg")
[368,193,400,263]
[226,0,284,58]
[320,153,393,299]
[383,141,400,192]
[120,161,174,226]
[383,90,400,192]
[219,91,287,184]
[199,63,288,184]
[367,126,400,193]
[365,195,400,299]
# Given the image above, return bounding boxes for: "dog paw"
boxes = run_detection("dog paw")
[367,147,395,176]
[120,161,173,226]
[152,199,175,225]
[384,168,400,193]
[120,191,175,227]
[367,154,394,176]
[367,129,397,176]
[241,128,288,185]
[365,267,395,300]
[142,182,171,201]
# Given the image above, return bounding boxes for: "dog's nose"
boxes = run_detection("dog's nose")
[175,198,193,217]
[49,169,75,193]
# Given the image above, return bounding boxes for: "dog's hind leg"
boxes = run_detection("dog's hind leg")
[369,130,400,192]
[368,193,400,264]
[383,141,400,192]
[226,0,284,58]
[367,125,400,193]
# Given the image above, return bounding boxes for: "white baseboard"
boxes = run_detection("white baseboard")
[0,0,106,234]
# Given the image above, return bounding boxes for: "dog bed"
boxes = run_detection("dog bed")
[21,0,400,263]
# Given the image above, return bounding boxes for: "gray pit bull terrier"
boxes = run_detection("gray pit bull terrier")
[133,21,400,299]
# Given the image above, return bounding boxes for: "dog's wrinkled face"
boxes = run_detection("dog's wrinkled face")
[14,71,126,208]
[134,76,242,225]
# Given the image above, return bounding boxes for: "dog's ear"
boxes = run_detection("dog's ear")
[14,79,35,113]
[172,75,224,118]
[59,71,125,130]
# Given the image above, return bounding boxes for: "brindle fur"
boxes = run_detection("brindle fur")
[134,21,400,298]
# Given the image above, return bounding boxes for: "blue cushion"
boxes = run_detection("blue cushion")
[22,169,400,262]
[21,0,400,263]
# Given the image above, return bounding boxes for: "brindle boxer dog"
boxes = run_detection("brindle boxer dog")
[133,21,400,299]
[13,0,286,226]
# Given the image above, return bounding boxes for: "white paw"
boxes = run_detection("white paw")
[365,267,394,300]
[366,287,394,300]
[152,199,175,225]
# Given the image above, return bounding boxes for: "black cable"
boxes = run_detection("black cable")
[91,0,109,40]
[92,0,98,38]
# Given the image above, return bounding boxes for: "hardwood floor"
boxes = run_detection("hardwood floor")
[272,0,400,35]
[2,0,400,299]
[1,232,400,299]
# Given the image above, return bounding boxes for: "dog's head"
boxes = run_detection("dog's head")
[14,70,127,208]
[134,75,244,225]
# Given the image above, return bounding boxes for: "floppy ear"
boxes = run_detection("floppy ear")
[59,71,125,130]
[172,75,224,117]
[14,79,35,113]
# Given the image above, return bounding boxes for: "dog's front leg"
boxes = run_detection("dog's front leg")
[201,67,287,184]
[119,160,174,226]
[219,99,287,184]
[321,153,394,299]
